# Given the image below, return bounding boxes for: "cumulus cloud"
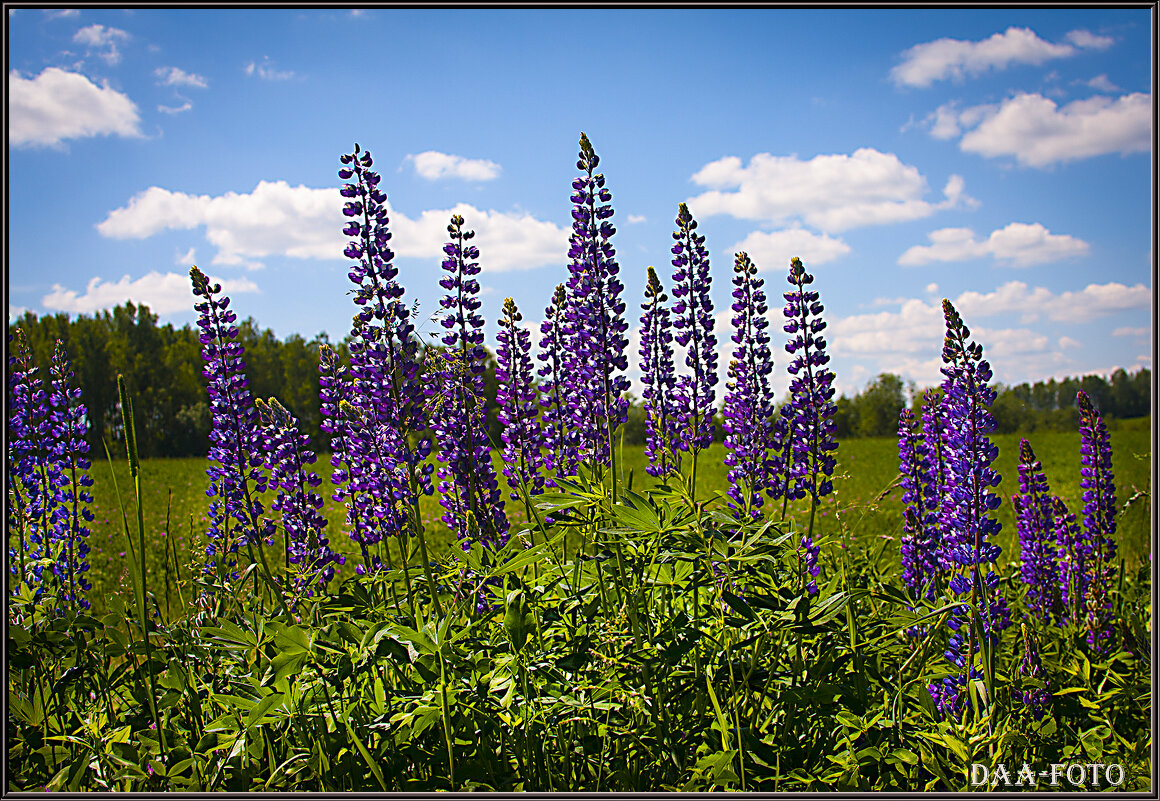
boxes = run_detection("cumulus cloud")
[686,149,971,233]
[1065,29,1115,50]
[9,304,29,321]
[157,101,192,115]
[244,57,294,81]
[1084,74,1121,93]
[954,280,1150,324]
[726,226,850,271]
[42,271,258,316]
[890,27,1077,88]
[45,9,79,19]
[407,151,501,181]
[1112,326,1150,338]
[9,67,142,148]
[73,23,129,65]
[928,92,1150,167]
[627,214,646,224]
[97,181,570,272]
[898,222,1089,267]
[155,66,207,88]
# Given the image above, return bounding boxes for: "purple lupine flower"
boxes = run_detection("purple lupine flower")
[1013,439,1063,623]
[427,214,508,550]
[932,299,1011,718]
[496,297,545,502]
[920,388,951,570]
[639,265,680,478]
[898,408,940,601]
[722,252,777,521]
[256,396,344,601]
[1052,495,1086,620]
[1077,390,1116,653]
[1018,623,1051,720]
[781,257,838,504]
[337,145,434,564]
[561,132,629,467]
[7,328,60,603]
[538,283,576,480]
[47,339,94,611]
[191,266,270,580]
[670,203,718,456]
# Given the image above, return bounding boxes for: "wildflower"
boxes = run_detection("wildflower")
[670,202,718,456]
[561,132,629,467]
[427,214,508,550]
[639,266,679,478]
[1012,439,1062,623]
[256,396,344,599]
[538,283,576,479]
[496,297,545,502]
[1076,390,1117,652]
[898,408,939,601]
[1017,623,1050,720]
[191,266,269,579]
[722,252,776,520]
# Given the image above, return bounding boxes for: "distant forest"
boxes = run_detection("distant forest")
[9,303,1152,459]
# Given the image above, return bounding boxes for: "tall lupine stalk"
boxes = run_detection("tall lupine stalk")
[639,266,679,478]
[47,340,95,612]
[1076,390,1117,653]
[191,266,273,587]
[781,257,837,595]
[8,329,59,605]
[927,299,1011,721]
[538,284,575,481]
[898,408,940,601]
[497,297,545,509]
[722,252,777,521]
[920,388,951,571]
[670,203,717,493]
[337,145,438,608]
[562,133,629,484]
[428,214,508,551]
[256,396,344,603]
[1012,439,1063,623]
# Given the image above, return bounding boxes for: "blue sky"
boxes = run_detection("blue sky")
[7,7,1153,400]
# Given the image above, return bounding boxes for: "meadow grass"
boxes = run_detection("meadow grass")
[78,422,1151,618]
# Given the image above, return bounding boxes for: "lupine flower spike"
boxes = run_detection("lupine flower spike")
[428,214,508,551]
[538,284,575,480]
[1017,623,1050,720]
[562,132,629,469]
[191,266,269,581]
[1077,390,1117,653]
[497,297,545,504]
[722,252,776,521]
[670,203,718,464]
[1013,439,1063,623]
[927,299,1011,719]
[639,265,679,478]
[898,408,940,601]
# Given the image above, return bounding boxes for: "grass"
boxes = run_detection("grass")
[76,421,1151,618]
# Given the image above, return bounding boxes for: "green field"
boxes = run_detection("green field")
[79,421,1151,618]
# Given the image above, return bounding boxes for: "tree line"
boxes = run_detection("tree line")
[7,303,1151,458]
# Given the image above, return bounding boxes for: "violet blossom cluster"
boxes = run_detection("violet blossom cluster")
[1012,439,1063,623]
[639,265,680,478]
[1076,390,1117,652]
[1018,623,1051,720]
[427,215,508,551]
[926,300,1011,719]
[898,409,941,601]
[7,330,93,611]
[670,203,717,456]
[497,297,545,502]
[333,145,434,563]
[537,284,575,479]
[192,266,270,580]
[561,133,629,467]
[256,396,344,599]
[722,252,777,520]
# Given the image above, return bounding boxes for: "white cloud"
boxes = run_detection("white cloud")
[954,280,1150,324]
[1065,29,1115,50]
[891,27,1077,88]
[8,67,142,148]
[627,214,647,224]
[244,57,294,81]
[175,246,196,266]
[1084,74,1121,93]
[1112,326,1150,338]
[727,226,851,271]
[42,271,259,316]
[157,101,192,115]
[155,66,207,88]
[45,9,79,19]
[939,92,1150,167]
[72,23,129,65]
[97,181,570,272]
[9,304,28,320]
[686,149,972,233]
[1058,336,1082,350]
[899,222,1089,267]
[924,283,939,295]
[407,151,501,182]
